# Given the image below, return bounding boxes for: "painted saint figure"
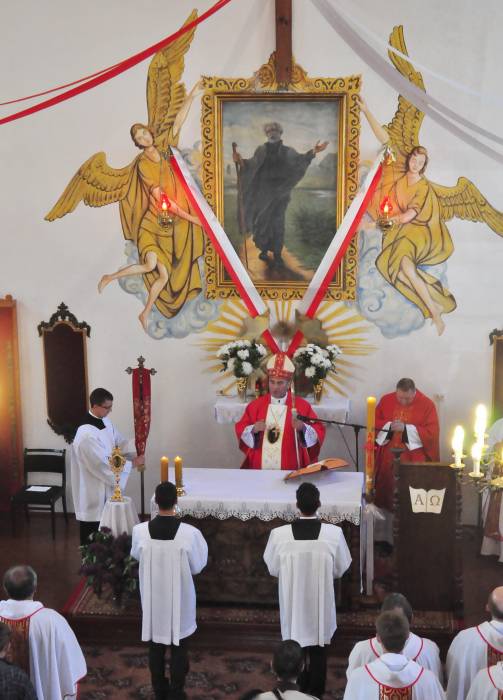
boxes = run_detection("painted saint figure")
[233,122,328,268]
[45,11,204,331]
[358,26,503,335]
[97,124,203,330]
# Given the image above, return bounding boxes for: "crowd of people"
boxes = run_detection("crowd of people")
[1,482,502,698]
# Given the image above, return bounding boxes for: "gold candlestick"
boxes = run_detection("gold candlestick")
[174,455,186,496]
[109,447,126,502]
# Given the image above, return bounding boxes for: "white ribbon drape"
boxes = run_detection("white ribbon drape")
[311,0,503,165]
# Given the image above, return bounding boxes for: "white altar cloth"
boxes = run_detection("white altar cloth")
[99,496,139,536]
[214,396,351,424]
[150,467,363,525]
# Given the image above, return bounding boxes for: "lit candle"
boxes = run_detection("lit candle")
[451,426,464,468]
[160,456,169,483]
[474,404,487,446]
[174,456,183,488]
[471,442,482,477]
[365,396,376,496]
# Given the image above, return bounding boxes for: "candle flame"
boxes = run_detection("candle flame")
[451,425,464,452]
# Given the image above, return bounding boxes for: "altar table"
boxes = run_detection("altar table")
[151,467,363,606]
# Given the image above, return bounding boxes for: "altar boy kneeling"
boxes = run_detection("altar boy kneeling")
[131,482,208,700]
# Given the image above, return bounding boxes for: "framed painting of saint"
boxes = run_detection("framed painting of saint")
[201,54,361,301]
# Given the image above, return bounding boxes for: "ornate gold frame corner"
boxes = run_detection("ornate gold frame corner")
[201,52,361,302]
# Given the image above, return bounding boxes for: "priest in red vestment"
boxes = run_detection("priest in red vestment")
[374,378,439,511]
[235,353,325,470]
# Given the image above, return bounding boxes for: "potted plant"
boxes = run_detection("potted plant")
[79,527,139,606]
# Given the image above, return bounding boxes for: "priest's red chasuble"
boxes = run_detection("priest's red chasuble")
[236,393,325,470]
[374,390,439,510]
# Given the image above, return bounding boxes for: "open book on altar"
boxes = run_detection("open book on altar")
[284,458,348,481]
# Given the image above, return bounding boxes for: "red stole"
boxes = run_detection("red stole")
[477,625,503,666]
[374,390,439,511]
[235,393,325,470]
[0,613,35,674]
[365,664,424,700]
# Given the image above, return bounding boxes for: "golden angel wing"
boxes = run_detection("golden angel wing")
[147,9,198,150]
[431,177,503,234]
[45,152,135,221]
[384,26,425,154]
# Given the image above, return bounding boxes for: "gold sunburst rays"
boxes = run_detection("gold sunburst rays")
[195,298,376,397]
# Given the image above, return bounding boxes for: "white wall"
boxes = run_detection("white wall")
[1,0,502,522]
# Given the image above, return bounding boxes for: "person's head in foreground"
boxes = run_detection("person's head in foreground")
[381,592,413,625]
[296,482,321,517]
[375,610,410,654]
[155,481,178,513]
[3,565,37,601]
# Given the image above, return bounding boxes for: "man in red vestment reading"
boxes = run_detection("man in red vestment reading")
[374,377,439,512]
[235,353,325,470]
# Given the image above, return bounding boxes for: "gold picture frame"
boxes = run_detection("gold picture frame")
[201,53,361,302]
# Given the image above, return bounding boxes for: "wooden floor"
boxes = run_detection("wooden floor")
[0,513,500,628]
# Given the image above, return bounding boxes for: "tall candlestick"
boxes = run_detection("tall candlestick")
[471,442,482,477]
[365,396,376,496]
[451,426,464,468]
[174,456,183,487]
[160,456,169,483]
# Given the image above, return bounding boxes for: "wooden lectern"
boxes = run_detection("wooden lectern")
[392,456,463,617]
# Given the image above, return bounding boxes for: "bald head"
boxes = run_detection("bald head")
[488,587,503,621]
[3,565,37,601]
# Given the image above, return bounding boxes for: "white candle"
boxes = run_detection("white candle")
[471,442,482,477]
[474,404,487,446]
[451,425,464,467]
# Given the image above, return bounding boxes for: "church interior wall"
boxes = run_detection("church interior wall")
[1,0,502,524]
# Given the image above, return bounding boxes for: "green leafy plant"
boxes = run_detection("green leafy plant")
[79,527,138,603]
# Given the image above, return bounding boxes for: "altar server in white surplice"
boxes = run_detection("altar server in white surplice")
[264,482,351,699]
[131,481,208,700]
[467,662,503,699]
[446,587,503,700]
[71,387,144,545]
[343,611,445,700]
[0,565,86,700]
[347,592,442,681]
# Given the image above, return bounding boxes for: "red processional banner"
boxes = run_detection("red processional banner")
[131,368,151,457]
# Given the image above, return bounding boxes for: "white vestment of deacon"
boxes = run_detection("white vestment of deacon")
[467,661,503,700]
[0,599,87,700]
[343,654,445,699]
[131,521,208,645]
[347,632,442,681]
[263,522,351,647]
[71,415,135,521]
[481,418,503,561]
[446,620,503,700]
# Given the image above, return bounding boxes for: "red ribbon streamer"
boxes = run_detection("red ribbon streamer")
[132,368,151,456]
[0,0,233,126]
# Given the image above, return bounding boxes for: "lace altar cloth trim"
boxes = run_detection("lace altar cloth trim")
[150,467,363,525]
[151,500,360,525]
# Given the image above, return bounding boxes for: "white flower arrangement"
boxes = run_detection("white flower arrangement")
[217,339,268,378]
[293,343,342,382]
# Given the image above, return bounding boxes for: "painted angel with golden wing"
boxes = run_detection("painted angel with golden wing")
[358,26,503,335]
[45,11,203,331]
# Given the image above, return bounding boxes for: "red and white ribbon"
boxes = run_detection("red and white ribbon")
[171,146,383,356]
[170,147,280,352]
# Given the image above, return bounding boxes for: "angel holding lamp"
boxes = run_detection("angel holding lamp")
[358,27,503,336]
[45,12,204,331]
